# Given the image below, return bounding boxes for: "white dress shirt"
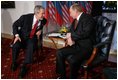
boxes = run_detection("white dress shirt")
[77,12,83,21]
[32,15,41,29]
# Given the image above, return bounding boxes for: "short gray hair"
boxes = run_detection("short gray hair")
[34,5,44,14]
[71,3,82,12]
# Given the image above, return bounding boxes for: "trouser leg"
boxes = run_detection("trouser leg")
[69,59,80,79]
[12,41,21,63]
[24,39,37,64]
[56,45,78,78]
[56,50,66,78]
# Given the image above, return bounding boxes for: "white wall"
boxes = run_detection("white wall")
[1,1,36,35]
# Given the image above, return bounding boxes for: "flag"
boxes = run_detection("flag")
[48,1,56,23]
[43,1,93,27]
[59,1,70,25]
[42,1,49,27]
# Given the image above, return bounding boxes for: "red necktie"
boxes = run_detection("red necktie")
[30,20,39,38]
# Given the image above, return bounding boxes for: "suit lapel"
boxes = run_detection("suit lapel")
[30,14,34,27]
[28,14,34,31]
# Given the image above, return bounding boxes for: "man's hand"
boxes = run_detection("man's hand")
[36,30,41,39]
[67,37,75,46]
[66,33,75,46]
[66,33,71,39]
[13,36,21,44]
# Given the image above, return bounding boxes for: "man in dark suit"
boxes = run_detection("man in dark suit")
[11,5,47,78]
[56,4,96,79]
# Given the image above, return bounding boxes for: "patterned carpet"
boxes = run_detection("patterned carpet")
[1,37,58,79]
[1,37,117,79]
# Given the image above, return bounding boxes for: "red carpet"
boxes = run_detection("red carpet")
[1,37,58,79]
[1,37,117,79]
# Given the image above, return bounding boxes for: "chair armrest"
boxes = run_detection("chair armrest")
[83,41,111,68]
[83,48,98,68]
[94,40,111,48]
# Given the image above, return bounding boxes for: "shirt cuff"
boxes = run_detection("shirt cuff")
[15,34,19,37]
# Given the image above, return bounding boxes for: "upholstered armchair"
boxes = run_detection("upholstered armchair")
[81,16,116,78]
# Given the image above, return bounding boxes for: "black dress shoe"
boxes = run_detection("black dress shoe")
[11,63,17,71]
[18,66,28,79]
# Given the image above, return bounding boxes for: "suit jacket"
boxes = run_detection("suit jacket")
[13,13,47,40]
[70,13,96,54]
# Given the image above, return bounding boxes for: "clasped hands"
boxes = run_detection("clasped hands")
[65,33,75,46]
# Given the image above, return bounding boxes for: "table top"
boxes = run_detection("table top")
[47,32,66,40]
[46,32,67,49]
